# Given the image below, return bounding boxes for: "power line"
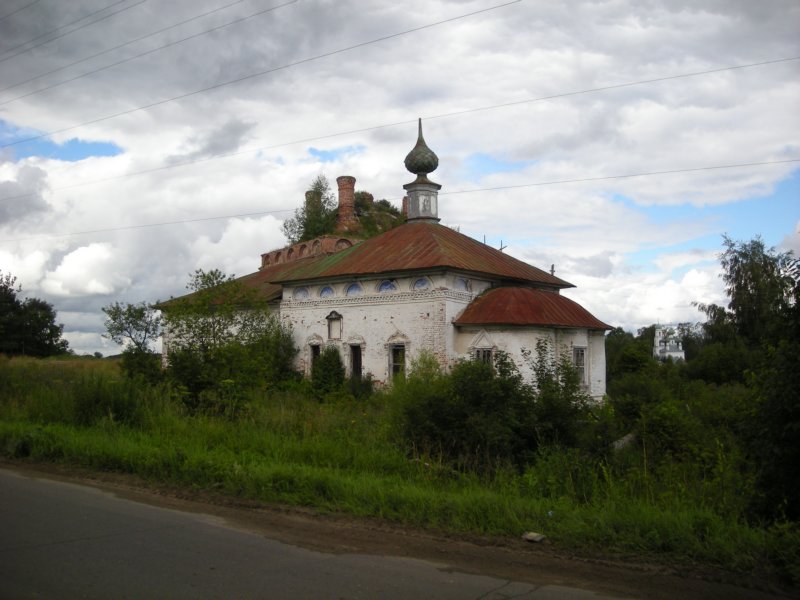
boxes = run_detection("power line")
[0,0,290,103]
[0,0,43,24]
[0,208,296,243]
[1,158,796,243]
[435,159,800,198]
[1,55,797,204]
[0,0,522,149]
[0,0,139,63]
[0,0,249,97]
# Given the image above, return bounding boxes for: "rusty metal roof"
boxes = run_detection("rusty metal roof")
[453,287,611,330]
[272,221,573,288]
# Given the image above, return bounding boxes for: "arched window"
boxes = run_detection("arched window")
[293,287,309,300]
[412,277,430,290]
[454,277,471,292]
[319,286,334,298]
[378,280,397,293]
[345,283,363,296]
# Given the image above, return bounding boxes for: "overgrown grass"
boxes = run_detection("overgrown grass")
[0,355,797,587]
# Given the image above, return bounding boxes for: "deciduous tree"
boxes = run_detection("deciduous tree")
[0,270,69,357]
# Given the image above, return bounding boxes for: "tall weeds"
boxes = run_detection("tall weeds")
[0,355,797,586]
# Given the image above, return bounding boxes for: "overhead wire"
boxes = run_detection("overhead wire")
[0,0,141,63]
[0,0,248,95]
[1,54,797,204]
[0,0,522,149]
[0,0,43,24]
[0,0,292,103]
[1,158,796,243]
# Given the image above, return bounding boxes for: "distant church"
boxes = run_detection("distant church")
[184,122,611,398]
[653,325,685,362]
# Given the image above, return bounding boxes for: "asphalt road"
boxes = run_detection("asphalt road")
[0,467,620,600]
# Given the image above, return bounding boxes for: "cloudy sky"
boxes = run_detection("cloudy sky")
[0,0,798,356]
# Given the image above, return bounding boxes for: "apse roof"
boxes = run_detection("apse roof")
[453,286,611,330]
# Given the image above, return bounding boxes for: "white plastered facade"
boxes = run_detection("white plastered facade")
[279,271,607,399]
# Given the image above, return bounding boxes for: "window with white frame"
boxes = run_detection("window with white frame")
[572,347,586,385]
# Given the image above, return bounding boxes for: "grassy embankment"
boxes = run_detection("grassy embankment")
[0,356,796,587]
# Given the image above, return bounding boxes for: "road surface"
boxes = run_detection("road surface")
[0,466,783,599]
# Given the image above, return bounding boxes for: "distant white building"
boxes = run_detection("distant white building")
[653,325,685,362]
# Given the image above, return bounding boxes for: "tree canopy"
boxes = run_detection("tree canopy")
[282,175,338,244]
[0,271,69,357]
[281,174,402,244]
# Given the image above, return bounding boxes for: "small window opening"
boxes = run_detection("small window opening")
[573,347,586,385]
[389,345,405,378]
[474,348,493,365]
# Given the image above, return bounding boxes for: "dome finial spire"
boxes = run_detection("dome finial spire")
[403,119,441,223]
[404,118,438,179]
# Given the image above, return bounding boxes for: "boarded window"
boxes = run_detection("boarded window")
[326,311,342,340]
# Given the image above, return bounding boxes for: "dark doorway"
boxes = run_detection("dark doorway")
[350,345,362,379]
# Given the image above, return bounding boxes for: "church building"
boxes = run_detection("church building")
[218,121,611,398]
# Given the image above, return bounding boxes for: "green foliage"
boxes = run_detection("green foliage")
[162,269,298,408]
[0,356,798,587]
[524,340,591,448]
[750,340,800,520]
[393,345,590,472]
[282,174,337,243]
[282,175,402,243]
[355,195,403,238]
[311,345,345,398]
[120,347,163,384]
[0,271,69,357]
[604,327,656,384]
[102,301,162,353]
[102,301,164,382]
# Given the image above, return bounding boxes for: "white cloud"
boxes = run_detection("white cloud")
[41,243,131,297]
[0,0,797,353]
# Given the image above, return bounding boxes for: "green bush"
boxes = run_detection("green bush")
[392,347,589,472]
[120,347,163,383]
[311,345,345,399]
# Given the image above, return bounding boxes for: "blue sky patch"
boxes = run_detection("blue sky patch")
[308,145,365,162]
[0,119,123,162]
[462,153,536,181]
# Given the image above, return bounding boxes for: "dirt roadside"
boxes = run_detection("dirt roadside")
[3,459,794,600]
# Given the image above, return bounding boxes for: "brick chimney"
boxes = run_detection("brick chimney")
[335,175,358,232]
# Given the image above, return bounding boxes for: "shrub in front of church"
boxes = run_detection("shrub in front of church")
[162,269,299,411]
[311,345,345,399]
[392,351,587,472]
